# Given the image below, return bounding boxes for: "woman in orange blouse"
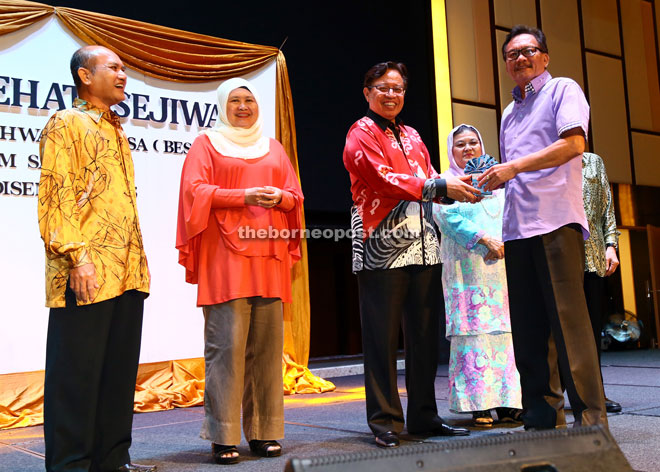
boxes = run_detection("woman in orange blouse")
[176,78,303,464]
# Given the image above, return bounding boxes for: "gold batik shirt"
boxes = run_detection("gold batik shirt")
[38,99,150,307]
[582,152,620,277]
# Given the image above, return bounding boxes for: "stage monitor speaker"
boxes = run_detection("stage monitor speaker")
[284,425,633,472]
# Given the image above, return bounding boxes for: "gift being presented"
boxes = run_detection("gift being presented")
[464,154,498,196]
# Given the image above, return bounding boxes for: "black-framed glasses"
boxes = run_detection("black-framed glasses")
[368,84,406,95]
[504,46,546,62]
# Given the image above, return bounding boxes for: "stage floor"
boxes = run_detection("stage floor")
[1,349,659,472]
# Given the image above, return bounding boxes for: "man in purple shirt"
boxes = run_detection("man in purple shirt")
[478,25,607,431]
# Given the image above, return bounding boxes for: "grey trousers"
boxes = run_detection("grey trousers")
[201,297,284,445]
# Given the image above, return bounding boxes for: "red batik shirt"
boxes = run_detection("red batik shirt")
[343,111,446,271]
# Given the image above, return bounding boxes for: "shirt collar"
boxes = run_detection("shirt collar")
[512,70,552,103]
[366,108,403,132]
[73,98,121,126]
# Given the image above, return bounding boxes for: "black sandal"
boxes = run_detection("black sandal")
[249,439,282,457]
[212,443,239,464]
[496,407,523,424]
[472,410,494,427]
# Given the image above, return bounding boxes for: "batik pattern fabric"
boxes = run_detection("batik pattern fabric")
[343,116,442,272]
[582,153,620,277]
[448,333,521,412]
[433,191,521,412]
[38,99,150,307]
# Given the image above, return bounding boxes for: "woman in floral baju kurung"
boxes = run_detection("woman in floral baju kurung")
[433,125,522,427]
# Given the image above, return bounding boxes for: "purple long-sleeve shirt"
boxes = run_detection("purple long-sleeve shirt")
[500,70,590,242]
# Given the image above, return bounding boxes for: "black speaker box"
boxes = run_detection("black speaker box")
[284,425,633,472]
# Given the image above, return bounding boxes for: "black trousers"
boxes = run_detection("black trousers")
[504,225,607,429]
[44,288,145,472]
[584,271,606,365]
[357,264,445,435]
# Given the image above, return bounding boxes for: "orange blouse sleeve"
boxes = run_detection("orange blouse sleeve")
[176,135,219,283]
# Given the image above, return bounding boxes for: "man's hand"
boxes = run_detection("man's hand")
[605,246,619,276]
[445,175,481,203]
[69,263,98,303]
[478,161,517,192]
[478,130,585,192]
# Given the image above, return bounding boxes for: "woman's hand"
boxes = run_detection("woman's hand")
[484,249,500,262]
[478,235,504,260]
[261,186,283,208]
[245,187,265,206]
[244,186,282,208]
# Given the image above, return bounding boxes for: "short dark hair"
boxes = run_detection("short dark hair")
[70,46,99,89]
[363,61,408,89]
[502,25,548,60]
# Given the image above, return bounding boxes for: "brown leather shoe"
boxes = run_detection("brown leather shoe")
[114,463,157,472]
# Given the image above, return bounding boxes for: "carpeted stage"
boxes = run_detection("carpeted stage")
[1,350,659,471]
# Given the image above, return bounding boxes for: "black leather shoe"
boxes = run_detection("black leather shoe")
[115,464,157,472]
[410,423,470,437]
[375,431,400,448]
[523,424,554,431]
[605,398,622,413]
[432,423,470,436]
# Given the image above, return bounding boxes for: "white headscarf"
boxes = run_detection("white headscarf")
[202,77,270,159]
[443,124,485,177]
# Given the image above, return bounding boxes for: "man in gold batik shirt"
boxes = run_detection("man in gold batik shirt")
[582,152,621,413]
[37,45,154,472]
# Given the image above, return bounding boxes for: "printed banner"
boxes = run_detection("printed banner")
[0,17,277,374]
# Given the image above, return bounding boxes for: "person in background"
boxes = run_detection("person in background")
[176,78,303,464]
[38,45,154,472]
[582,152,621,413]
[343,61,478,448]
[479,25,607,430]
[434,124,522,428]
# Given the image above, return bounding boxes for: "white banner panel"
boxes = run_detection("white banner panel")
[0,17,277,374]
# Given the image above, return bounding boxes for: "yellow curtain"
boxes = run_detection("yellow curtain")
[0,0,334,430]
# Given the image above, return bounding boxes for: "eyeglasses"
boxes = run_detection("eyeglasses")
[504,46,546,62]
[368,84,406,95]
